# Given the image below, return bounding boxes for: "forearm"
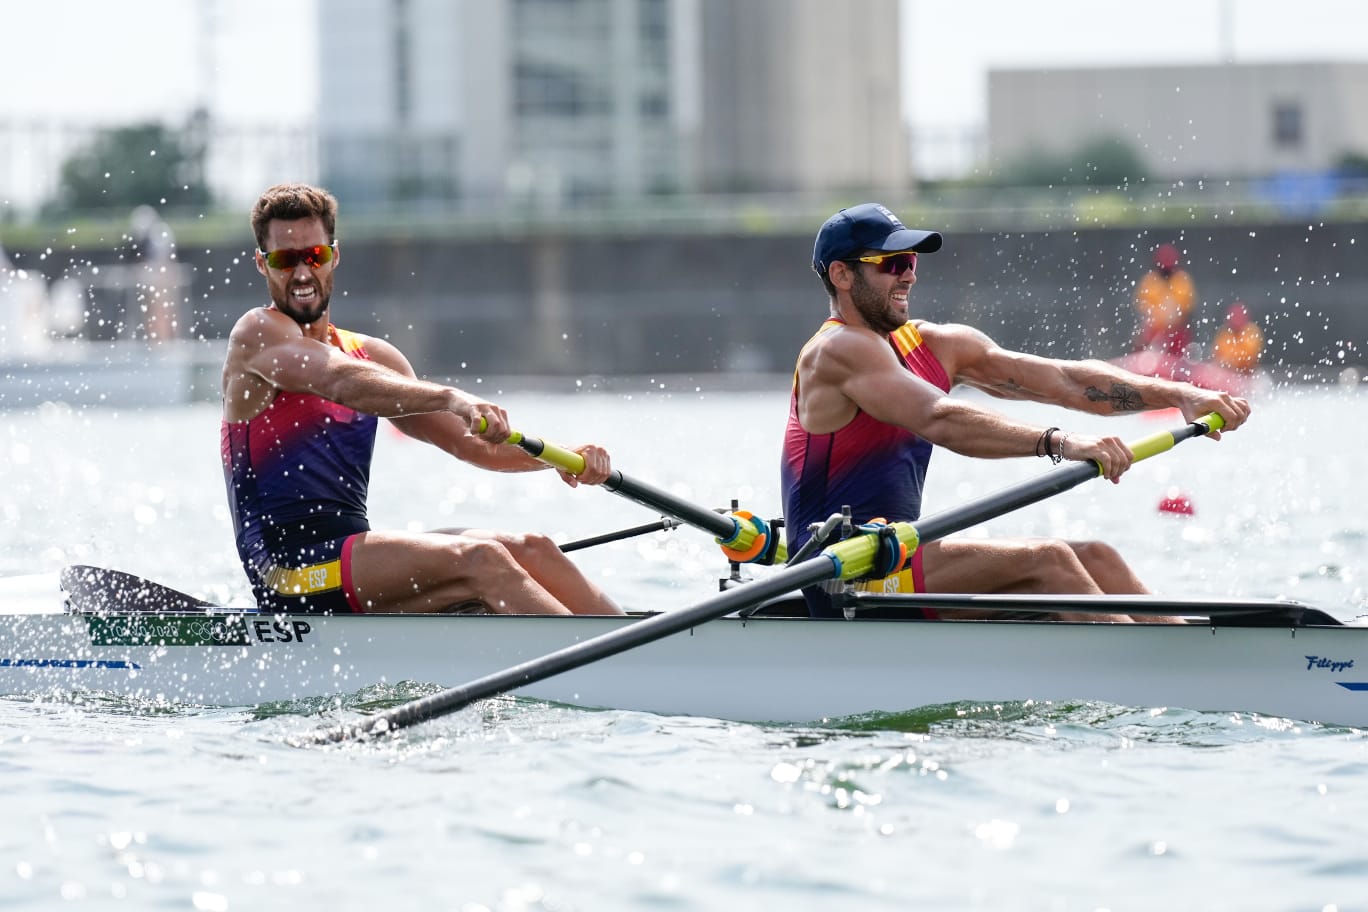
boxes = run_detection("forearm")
[326,359,461,418]
[457,442,548,474]
[394,412,549,473]
[1052,359,1185,415]
[918,397,1133,482]
[918,398,1047,458]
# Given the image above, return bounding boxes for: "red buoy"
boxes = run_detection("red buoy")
[1158,488,1194,515]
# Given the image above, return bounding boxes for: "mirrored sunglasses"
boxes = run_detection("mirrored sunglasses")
[260,244,337,270]
[852,251,918,275]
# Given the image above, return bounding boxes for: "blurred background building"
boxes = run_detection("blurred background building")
[317,0,907,211]
[1,0,1366,391]
[989,61,1368,184]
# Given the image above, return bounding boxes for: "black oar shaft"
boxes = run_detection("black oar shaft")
[603,473,736,539]
[512,435,739,539]
[559,519,679,553]
[315,556,838,742]
[312,414,1224,742]
[918,417,1214,542]
[915,460,1095,542]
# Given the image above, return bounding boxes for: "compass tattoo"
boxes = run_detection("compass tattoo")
[1084,383,1146,412]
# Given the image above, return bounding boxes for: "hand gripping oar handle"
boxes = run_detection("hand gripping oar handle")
[479,420,786,563]
[913,411,1224,547]
[305,412,1224,743]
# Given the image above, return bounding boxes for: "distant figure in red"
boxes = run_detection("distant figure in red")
[1134,243,1195,356]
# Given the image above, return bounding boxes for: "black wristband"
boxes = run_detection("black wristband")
[1036,427,1059,459]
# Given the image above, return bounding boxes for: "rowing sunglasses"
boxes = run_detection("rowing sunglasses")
[850,251,918,274]
[259,243,337,270]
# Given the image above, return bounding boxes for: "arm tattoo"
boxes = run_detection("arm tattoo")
[1084,383,1146,412]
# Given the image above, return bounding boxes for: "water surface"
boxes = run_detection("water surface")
[1,382,1365,910]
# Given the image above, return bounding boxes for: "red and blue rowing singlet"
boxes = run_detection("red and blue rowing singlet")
[221,324,378,613]
[781,320,951,614]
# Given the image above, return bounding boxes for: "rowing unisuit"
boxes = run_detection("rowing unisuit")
[221,324,377,613]
[781,319,951,617]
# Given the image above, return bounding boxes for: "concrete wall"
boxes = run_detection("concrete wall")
[16,220,1367,380]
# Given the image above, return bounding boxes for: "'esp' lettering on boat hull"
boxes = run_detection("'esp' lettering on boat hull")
[253,620,313,643]
[1305,655,1354,673]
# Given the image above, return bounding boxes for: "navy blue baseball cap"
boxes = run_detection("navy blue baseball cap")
[812,203,942,272]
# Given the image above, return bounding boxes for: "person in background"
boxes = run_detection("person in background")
[221,182,621,616]
[781,203,1250,622]
[0,243,51,358]
[1133,242,1196,356]
[129,205,182,341]
[1212,302,1264,373]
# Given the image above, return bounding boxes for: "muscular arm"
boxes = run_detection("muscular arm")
[363,338,545,473]
[800,322,1155,482]
[223,307,510,442]
[802,325,1058,459]
[919,321,1250,433]
[363,336,610,485]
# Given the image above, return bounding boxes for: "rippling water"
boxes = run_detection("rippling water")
[2,380,1367,910]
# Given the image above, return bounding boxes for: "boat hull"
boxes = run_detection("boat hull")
[3,604,1367,727]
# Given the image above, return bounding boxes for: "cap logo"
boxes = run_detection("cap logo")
[873,204,905,230]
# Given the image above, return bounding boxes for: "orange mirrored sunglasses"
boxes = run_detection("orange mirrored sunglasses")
[260,244,337,270]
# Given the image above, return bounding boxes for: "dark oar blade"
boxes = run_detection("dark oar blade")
[60,565,215,614]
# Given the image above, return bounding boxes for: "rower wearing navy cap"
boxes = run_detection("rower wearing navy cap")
[780,203,1252,621]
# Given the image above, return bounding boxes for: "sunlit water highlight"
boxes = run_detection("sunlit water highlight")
[1,381,1366,910]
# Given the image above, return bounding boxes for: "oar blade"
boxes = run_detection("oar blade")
[60,565,215,614]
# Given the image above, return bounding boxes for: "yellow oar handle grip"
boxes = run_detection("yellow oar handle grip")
[474,418,587,475]
[528,439,586,475]
[1128,411,1225,463]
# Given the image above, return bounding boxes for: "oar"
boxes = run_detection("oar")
[915,411,1224,542]
[559,518,681,553]
[485,420,785,564]
[60,564,217,613]
[305,412,1225,743]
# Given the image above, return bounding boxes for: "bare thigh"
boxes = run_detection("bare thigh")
[346,529,568,615]
[920,538,1102,595]
[919,538,1139,623]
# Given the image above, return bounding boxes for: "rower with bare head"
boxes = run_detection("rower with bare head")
[782,203,1252,622]
[221,182,621,616]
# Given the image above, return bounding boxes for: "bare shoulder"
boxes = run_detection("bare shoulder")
[222,309,297,421]
[801,321,889,379]
[914,320,1002,380]
[914,320,994,351]
[354,333,416,376]
[226,306,297,353]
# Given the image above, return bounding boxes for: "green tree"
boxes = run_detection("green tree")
[1001,135,1150,188]
[48,120,211,215]
[1337,151,1368,178]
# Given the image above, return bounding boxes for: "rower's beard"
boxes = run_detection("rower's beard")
[850,271,906,335]
[273,283,330,327]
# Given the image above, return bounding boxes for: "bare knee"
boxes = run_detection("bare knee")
[1070,540,1124,568]
[1068,539,1147,595]
[1027,539,1101,593]
[494,531,562,566]
[451,537,521,576]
